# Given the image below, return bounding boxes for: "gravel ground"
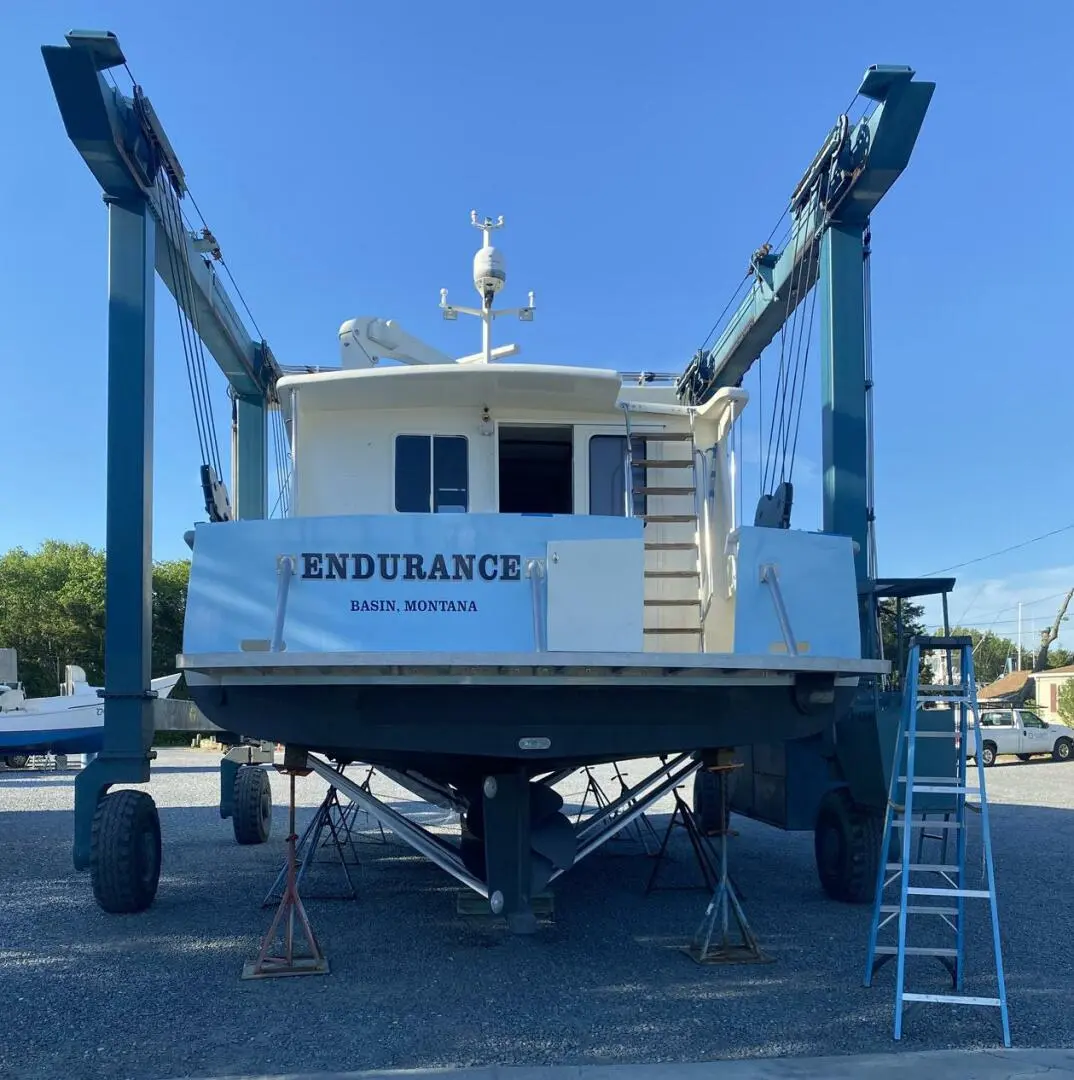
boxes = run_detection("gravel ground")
[1,747,1072,1080]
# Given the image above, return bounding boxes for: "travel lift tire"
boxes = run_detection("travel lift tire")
[3,754,29,769]
[90,789,162,914]
[814,787,881,904]
[232,764,272,845]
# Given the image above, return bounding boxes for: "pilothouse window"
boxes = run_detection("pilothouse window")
[394,435,469,513]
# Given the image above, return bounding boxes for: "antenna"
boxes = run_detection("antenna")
[439,211,535,364]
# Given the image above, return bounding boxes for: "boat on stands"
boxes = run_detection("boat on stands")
[178,213,886,931]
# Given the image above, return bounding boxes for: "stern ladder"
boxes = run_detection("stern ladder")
[622,410,706,649]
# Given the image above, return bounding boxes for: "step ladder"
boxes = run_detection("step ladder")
[864,635,1010,1046]
[623,418,705,649]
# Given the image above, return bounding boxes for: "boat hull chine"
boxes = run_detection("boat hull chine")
[185,674,858,778]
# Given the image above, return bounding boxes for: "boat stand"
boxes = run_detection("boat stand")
[645,786,735,896]
[687,762,769,965]
[352,765,388,845]
[574,764,660,855]
[305,751,702,929]
[262,782,360,907]
[242,767,329,980]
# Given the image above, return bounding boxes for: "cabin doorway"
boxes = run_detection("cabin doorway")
[497,425,573,514]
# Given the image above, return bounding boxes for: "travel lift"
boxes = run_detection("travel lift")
[41,29,282,910]
[676,65,951,915]
[44,28,954,980]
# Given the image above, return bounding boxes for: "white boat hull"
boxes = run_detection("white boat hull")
[0,701,104,755]
[0,673,179,757]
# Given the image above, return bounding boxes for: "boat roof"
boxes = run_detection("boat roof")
[276,362,745,427]
[278,362,628,413]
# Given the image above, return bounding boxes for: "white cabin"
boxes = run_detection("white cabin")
[276,360,746,653]
[182,214,862,666]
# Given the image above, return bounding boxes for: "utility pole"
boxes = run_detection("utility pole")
[1017,602,1023,671]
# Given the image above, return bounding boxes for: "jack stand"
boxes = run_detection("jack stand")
[645,786,742,896]
[262,783,359,907]
[242,769,329,980]
[351,765,388,845]
[687,763,769,965]
[575,764,660,855]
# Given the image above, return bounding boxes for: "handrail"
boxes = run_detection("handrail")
[270,555,296,652]
[525,558,547,651]
[287,386,299,514]
[696,446,716,633]
[621,404,635,517]
[760,562,798,655]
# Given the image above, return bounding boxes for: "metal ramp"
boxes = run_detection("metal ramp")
[623,423,705,648]
[864,636,1010,1046]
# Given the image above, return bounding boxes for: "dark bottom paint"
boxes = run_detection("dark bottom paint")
[189,675,857,929]
[0,726,102,756]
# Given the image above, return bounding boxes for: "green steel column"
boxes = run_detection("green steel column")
[820,222,868,584]
[234,394,267,519]
[73,196,156,870]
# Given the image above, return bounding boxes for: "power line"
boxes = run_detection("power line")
[958,591,1071,625]
[974,617,1067,631]
[922,523,1074,577]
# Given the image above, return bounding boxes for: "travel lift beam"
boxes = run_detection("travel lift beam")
[677,66,941,909]
[41,30,281,895]
[677,64,935,652]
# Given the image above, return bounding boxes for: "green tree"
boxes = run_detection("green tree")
[151,558,191,680]
[0,541,189,697]
[1045,647,1074,670]
[943,628,1072,687]
[951,627,1018,687]
[879,598,933,685]
[1058,681,1074,726]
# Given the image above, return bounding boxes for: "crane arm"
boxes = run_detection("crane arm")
[677,65,935,406]
[41,31,280,403]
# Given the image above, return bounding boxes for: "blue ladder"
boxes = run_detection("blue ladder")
[863,635,1010,1046]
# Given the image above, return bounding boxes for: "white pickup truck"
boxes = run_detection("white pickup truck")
[971,707,1074,766]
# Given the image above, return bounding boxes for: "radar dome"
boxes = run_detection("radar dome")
[473,245,506,301]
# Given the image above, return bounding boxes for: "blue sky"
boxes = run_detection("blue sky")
[2,1,1071,646]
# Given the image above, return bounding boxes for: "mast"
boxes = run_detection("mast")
[439,211,535,362]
